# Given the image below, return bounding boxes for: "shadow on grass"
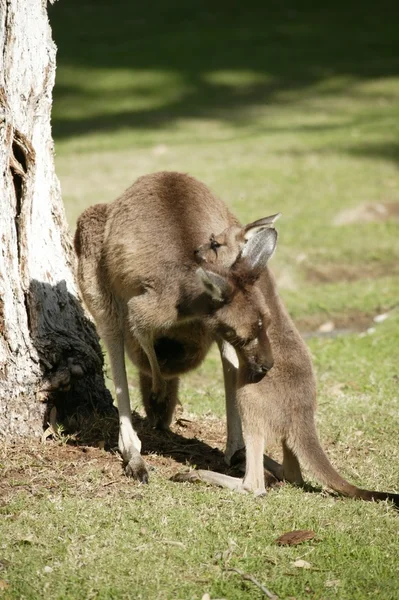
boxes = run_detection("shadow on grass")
[49,0,399,161]
[73,408,325,494]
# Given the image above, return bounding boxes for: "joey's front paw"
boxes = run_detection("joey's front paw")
[147,392,173,430]
[124,455,149,483]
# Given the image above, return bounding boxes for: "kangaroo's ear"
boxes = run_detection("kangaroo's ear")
[240,227,278,273]
[243,213,281,241]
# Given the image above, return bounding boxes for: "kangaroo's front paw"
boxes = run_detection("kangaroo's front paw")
[125,454,149,483]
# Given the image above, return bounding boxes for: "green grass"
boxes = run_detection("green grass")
[1,1,399,598]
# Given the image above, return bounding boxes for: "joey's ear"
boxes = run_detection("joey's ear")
[196,267,231,303]
[240,227,278,273]
[243,213,281,241]
[177,268,232,318]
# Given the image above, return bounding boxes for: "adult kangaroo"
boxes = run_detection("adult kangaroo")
[172,224,399,506]
[74,171,279,482]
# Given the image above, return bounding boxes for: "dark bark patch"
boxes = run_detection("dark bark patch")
[26,279,114,427]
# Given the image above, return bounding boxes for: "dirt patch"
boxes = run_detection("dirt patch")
[295,310,376,335]
[0,413,253,503]
[333,202,399,225]
[305,261,399,284]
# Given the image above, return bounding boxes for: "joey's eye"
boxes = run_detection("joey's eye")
[210,234,221,254]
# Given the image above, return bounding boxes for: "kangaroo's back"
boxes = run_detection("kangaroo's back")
[103,172,239,296]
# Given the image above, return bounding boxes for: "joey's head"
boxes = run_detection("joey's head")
[179,220,278,381]
[194,213,281,269]
[213,280,274,382]
[191,213,281,381]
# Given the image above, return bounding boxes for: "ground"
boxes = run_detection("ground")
[1,1,399,598]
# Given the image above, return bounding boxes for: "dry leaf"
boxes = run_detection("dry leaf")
[292,559,312,569]
[0,580,9,590]
[276,530,315,546]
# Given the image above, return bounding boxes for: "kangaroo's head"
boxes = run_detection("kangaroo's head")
[178,218,279,381]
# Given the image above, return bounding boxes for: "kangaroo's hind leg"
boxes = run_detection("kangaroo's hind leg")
[140,372,179,430]
[103,328,148,482]
[74,204,147,482]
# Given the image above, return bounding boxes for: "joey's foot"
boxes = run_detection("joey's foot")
[124,455,149,483]
[230,448,281,488]
[170,471,203,484]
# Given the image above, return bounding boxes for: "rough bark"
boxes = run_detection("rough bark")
[0,0,113,439]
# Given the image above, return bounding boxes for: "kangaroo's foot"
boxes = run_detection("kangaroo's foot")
[118,425,148,483]
[124,453,149,483]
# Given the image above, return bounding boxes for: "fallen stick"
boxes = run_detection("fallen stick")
[226,567,278,599]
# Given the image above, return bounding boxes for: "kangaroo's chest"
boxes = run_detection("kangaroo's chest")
[123,321,213,378]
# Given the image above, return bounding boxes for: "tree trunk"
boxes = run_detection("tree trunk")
[0,0,113,439]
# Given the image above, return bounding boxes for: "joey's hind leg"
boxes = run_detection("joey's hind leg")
[140,372,178,430]
[242,433,266,496]
[282,441,304,485]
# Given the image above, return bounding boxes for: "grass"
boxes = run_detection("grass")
[1,1,399,598]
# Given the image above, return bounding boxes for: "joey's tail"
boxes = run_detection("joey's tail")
[291,421,399,507]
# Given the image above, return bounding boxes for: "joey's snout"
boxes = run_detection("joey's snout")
[248,359,274,382]
[194,248,205,263]
[260,360,274,373]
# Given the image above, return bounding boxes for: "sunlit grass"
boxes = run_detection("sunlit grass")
[2,2,398,599]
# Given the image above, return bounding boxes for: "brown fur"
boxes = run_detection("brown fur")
[74,172,276,482]
[175,225,399,505]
